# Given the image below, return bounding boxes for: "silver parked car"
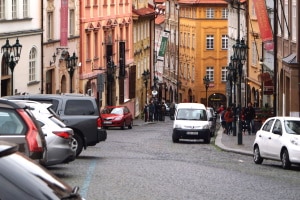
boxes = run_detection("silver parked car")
[10,100,77,166]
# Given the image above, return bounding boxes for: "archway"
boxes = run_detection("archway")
[208,93,226,109]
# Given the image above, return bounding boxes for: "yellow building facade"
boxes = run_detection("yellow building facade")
[178,0,228,108]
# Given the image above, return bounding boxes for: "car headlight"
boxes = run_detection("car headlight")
[115,117,123,121]
[203,124,210,129]
[290,137,299,146]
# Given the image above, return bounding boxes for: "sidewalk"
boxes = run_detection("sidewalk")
[133,117,255,156]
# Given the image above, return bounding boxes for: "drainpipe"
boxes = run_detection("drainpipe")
[41,1,44,94]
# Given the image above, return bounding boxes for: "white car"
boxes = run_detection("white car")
[9,100,77,166]
[253,116,300,169]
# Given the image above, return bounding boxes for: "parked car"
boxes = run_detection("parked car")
[101,105,133,129]
[253,116,300,169]
[172,103,211,143]
[10,100,77,166]
[0,141,83,200]
[0,99,47,160]
[4,94,107,157]
[206,107,217,136]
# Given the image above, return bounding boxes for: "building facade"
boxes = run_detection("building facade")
[178,0,228,108]
[79,0,135,112]
[0,0,42,96]
[43,0,80,95]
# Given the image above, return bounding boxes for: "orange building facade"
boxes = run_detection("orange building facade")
[178,0,228,108]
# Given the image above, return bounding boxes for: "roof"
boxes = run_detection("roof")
[178,0,228,5]
[155,15,165,25]
[132,7,155,17]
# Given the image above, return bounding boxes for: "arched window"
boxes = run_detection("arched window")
[29,47,37,82]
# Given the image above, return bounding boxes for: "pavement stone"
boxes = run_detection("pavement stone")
[133,117,255,156]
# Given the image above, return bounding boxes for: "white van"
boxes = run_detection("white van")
[172,103,211,143]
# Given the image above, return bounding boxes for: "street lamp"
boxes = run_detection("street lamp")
[1,38,22,95]
[232,38,247,145]
[203,76,210,107]
[228,60,237,136]
[142,69,150,104]
[65,52,78,93]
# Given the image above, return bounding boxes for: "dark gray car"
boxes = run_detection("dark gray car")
[4,94,107,156]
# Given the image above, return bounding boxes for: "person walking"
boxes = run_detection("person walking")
[244,102,256,135]
[148,101,155,122]
[143,103,149,122]
[224,107,234,135]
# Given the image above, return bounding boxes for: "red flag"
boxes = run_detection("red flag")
[253,0,273,42]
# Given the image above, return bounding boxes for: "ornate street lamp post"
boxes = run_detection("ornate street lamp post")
[1,38,22,95]
[228,60,237,136]
[203,76,210,107]
[142,69,150,104]
[232,38,247,145]
[65,52,78,93]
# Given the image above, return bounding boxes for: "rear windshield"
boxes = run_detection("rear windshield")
[65,100,96,115]
[176,109,207,121]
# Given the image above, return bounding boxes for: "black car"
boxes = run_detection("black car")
[0,141,83,200]
[4,94,107,156]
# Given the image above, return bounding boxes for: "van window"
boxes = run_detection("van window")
[65,100,95,115]
[176,109,207,121]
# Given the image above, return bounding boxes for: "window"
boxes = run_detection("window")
[69,9,75,36]
[23,0,29,18]
[283,0,289,39]
[206,8,214,19]
[47,12,54,40]
[222,8,228,19]
[251,42,257,65]
[0,0,5,19]
[12,0,17,19]
[206,67,214,81]
[65,100,95,115]
[206,35,214,49]
[192,34,195,49]
[262,119,274,131]
[221,35,228,49]
[29,48,37,82]
[221,66,227,82]
[291,0,296,41]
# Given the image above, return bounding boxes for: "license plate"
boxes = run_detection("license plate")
[186,132,198,135]
[103,121,112,124]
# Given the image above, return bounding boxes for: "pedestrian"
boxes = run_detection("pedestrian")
[244,102,256,135]
[161,102,166,121]
[148,101,154,122]
[224,107,234,135]
[169,102,175,120]
[220,108,226,133]
[218,104,225,114]
[143,103,149,122]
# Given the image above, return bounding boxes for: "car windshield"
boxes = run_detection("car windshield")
[176,109,207,121]
[110,108,123,115]
[284,120,300,135]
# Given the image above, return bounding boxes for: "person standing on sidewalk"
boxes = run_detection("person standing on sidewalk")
[244,102,256,135]
[224,107,234,135]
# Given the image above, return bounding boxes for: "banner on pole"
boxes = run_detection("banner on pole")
[157,30,170,61]
[253,0,273,50]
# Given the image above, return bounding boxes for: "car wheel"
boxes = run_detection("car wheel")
[204,135,211,144]
[172,134,179,143]
[70,137,78,153]
[121,121,126,130]
[128,120,133,129]
[281,149,291,169]
[253,145,263,164]
[73,134,83,157]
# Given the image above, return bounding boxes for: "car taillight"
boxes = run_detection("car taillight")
[53,131,71,139]
[97,117,103,128]
[18,110,44,152]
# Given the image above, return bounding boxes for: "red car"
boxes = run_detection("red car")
[101,106,133,129]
